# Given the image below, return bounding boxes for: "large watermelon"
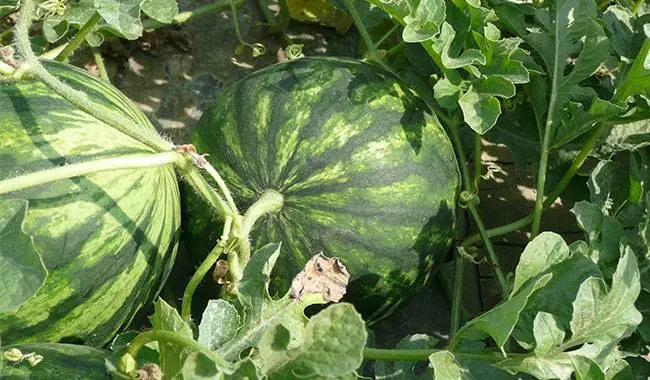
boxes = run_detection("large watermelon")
[0,61,180,346]
[183,57,460,321]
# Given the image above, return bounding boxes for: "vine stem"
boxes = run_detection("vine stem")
[124,330,231,371]
[0,152,183,195]
[14,0,170,153]
[232,190,284,286]
[468,204,508,299]
[363,348,522,362]
[91,46,109,81]
[447,120,508,300]
[450,253,464,337]
[181,244,225,322]
[55,12,101,62]
[342,0,390,72]
[460,123,608,247]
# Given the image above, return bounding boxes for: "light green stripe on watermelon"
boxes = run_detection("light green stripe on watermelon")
[2,343,108,379]
[0,61,180,346]
[183,57,459,322]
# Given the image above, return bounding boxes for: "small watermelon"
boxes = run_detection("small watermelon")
[183,57,459,321]
[0,61,180,345]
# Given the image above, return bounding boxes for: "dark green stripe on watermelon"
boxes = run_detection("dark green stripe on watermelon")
[183,57,459,321]
[1,343,108,379]
[0,61,180,346]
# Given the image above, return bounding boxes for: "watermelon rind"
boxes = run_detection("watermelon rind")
[0,343,108,379]
[183,57,460,321]
[0,61,180,346]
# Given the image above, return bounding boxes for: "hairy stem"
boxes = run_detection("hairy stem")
[460,123,608,247]
[342,0,390,71]
[0,61,13,76]
[468,205,508,299]
[91,46,109,81]
[0,152,183,195]
[231,190,284,286]
[363,348,520,362]
[181,244,225,322]
[55,12,101,62]
[450,253,465,337]
[124,330,230,371]
[15,0,170,153]
[473,135,482,192]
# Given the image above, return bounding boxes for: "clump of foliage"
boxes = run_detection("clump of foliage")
[0,0,649,378]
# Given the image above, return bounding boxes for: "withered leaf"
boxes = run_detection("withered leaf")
[290,253,350,302]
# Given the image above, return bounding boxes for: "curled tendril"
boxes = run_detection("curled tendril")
[284,44,304,60]
[457,246,485,265]
[459,191,480,208]
[250,43,266,58]
[481,163,502,182]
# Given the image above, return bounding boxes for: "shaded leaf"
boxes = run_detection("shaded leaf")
[149,299,193,379]
[141,0,178,24]
[452,273,552,352]
[0,199,47,313]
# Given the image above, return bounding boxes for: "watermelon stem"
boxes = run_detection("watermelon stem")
[342,0,391,72]
[0,152,184,195]
[363,347,526,362]
[122,330,231,373]
[14,0,172,153]
[448,119,509,300]
[181,243,226,322]
[460,123,608,247]
[232,190,285,285]
[54,12,101,62]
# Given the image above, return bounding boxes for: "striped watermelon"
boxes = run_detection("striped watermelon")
[0,61,180,346]
[1,343,108,379]
[183,57,459,321]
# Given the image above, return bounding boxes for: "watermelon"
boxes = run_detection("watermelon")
[0,61,180,346]
[183,57,460,321]
[1,343,108,379]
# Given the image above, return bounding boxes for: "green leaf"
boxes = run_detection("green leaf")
[572,356,605,380]
[433,78,462,109]
[568,247,642,346]
[511,235,601,349]
[433,23,485,75]
[452,273,552,352]
[402,0,445,43]
[597,120,650,159]
[554,99,626,147]
[257,303,366,379]
[497,354,574,380]
[140,0,178,24]
[572,201,625,272]
[429,351,473,380]
[149,299,193,379]
[374,334,438,379]
[179,353,258,380]
[472,24,531,85]
[511,232,570,295]
[0,199,47,313]
[459,76,516,134]
[603,5,637,60]
[95,0,143,40]
[216,243,327,362]
[198,299,241,350]
[533,312,565,355]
